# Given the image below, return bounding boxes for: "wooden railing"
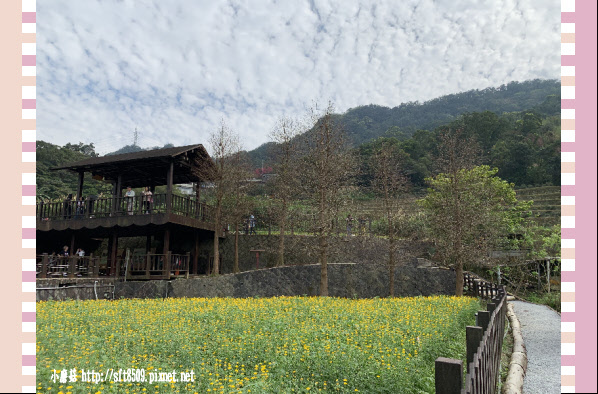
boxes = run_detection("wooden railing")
[37,252,190,280]
[36,254,101,278]
[435,273,507,394]
[36,193,213,222]
[121,252,190,280]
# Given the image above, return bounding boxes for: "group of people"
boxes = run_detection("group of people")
[62,186,155,217]
[48,246,85,260]
[63,194,96,219]
[125,186,153,215]
[346,214,367,237]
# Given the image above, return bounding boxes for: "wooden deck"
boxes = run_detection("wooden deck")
[36,193,215,232]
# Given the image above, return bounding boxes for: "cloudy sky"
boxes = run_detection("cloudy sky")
[38,0,560,155]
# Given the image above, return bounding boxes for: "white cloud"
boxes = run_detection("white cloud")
[37,0,560,155]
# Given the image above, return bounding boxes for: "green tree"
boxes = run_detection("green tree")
[419,166,528,296]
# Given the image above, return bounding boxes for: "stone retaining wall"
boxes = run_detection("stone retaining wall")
[36,262,455,301]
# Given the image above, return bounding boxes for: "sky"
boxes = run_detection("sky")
[37,0,561,156]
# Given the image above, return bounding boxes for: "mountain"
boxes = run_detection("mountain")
[247,79,560,167]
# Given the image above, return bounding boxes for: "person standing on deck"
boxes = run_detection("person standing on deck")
[142,187,153,214]
[125,186,135,215]
[249,214,257,235]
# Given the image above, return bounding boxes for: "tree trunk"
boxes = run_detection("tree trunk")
[277,200,286,267]
[319,233,328,297]
[318,190,328,297]
[233,223,239,273]
[212,202,221,275]
[389,237,395,298]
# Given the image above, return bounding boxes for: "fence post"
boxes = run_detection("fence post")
[40,253,48,278]
[435,357,463,394]
[466,326,484,373]
[476,311,490,332]
[487,302,496,315]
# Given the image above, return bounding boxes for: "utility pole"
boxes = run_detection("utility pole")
[134,127,139,147]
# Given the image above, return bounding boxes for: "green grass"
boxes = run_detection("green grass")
[36,296,480,393]
[523,291,561,312]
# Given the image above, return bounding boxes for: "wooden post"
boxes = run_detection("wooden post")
[487,302,496,315]
[466,326,483,373]
[70,233,76,258]
[476,311,490,332]
[77,171,84,201]
[67,256,76,278]
[537,261,541,290]
[165,251,172,279]
[163,228,171,255]
[435,357,462,394]
[145,253,151,279]
[166,161,174,214]
[109,231,118,276]
[40,253,48,278]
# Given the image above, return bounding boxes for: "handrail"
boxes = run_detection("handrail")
[435,273,508,394]
[37,252,191,280]
[36,193,213,222]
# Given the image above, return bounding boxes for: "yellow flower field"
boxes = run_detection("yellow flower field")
[36,296,479,393]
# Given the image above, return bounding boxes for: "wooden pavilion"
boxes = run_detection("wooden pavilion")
[36,144,219,279]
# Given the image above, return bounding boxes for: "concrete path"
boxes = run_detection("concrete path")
[510,300,561,394]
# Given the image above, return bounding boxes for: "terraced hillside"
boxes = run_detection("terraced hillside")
[515,185,560,226]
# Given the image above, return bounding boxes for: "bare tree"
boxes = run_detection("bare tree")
[204,120,241,275]
[222,149,253,273]
[301,102,353,296]
[270,116,302,267]
[370,141,410,297]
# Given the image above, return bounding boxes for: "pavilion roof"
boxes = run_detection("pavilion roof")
[53,144,215,188]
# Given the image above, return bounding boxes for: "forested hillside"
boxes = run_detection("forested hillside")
[247,79,559,167]
[36,142,112,200]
